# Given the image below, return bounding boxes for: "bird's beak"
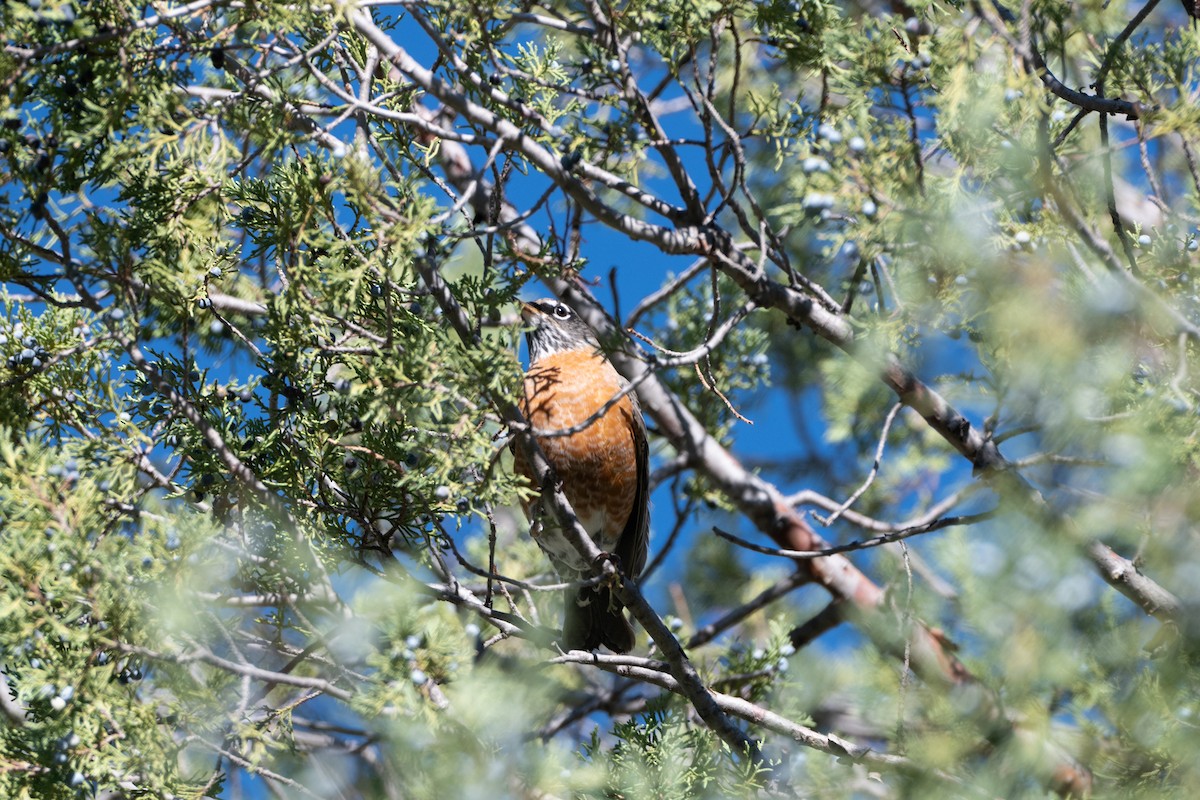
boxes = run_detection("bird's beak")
[520,302,542,324]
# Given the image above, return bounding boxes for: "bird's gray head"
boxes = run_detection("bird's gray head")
[521,298,599,362]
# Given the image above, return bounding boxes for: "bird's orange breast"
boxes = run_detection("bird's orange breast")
[516,348,641,566]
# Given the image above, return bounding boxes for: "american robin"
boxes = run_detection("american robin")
[513,298,649,653]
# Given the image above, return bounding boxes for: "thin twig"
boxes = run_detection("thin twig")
[815,403,902,526]
[714,510,997,560]
[687,571,811,649]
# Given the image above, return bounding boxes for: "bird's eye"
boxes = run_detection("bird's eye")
[553,304,571,319]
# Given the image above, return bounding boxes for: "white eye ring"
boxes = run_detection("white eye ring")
[553,304,571,319]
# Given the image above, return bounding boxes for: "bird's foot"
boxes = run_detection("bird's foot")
[591,553,626,607]
[591,551,622,572]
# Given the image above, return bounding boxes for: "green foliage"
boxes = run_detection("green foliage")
[0,434,209,798]
[585,703,772,800]
[3,0,1200,797]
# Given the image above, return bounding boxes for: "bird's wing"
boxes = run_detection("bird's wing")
[616,391,650,579]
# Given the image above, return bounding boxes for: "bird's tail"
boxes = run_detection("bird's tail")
[562,586,636,654]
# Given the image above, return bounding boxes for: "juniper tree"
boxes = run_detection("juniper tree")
[2,0,1200,797]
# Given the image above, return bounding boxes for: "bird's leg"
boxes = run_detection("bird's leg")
[591,552,625,611]
[528,516,544,544]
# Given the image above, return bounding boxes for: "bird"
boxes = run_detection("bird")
[512,298,649,653]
